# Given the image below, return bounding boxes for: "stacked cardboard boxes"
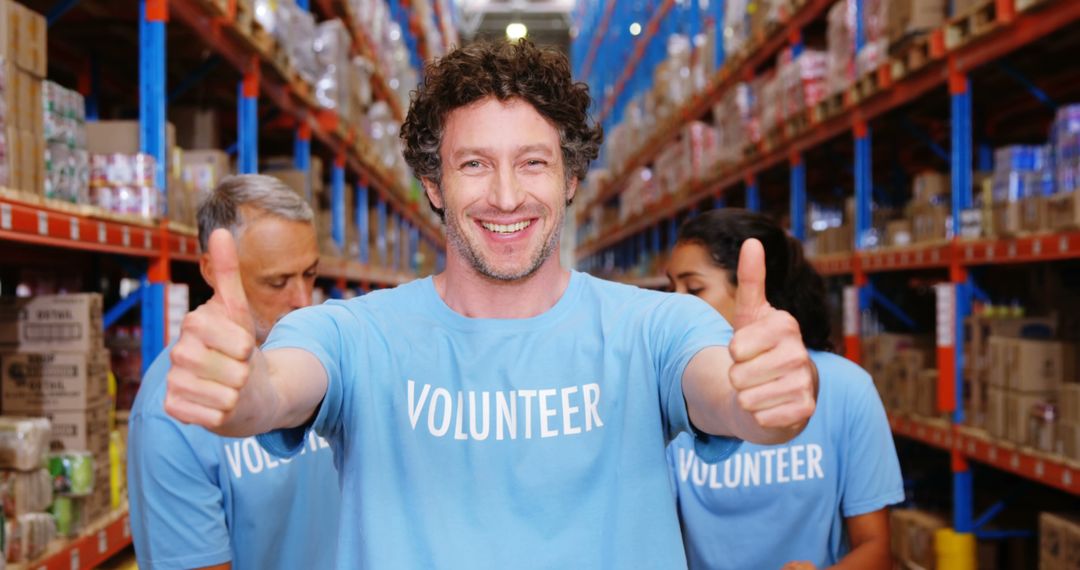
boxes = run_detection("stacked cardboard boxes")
[862,333,935,415]
[890,509,947,570]
[0,1,47,194]
[1059,382,1080,461]
[963,314,1056,429]
[908,171,951,244]
[986,336,1075,451]
[1040,513,1080,570]
[0,294,113,529]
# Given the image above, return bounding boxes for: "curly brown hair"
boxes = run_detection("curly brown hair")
[400,40,604,219]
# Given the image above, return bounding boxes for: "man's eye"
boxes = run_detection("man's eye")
[462,160,482,169]
[269,280,287,290]
[525,160,546,167]
[687,288,703,297]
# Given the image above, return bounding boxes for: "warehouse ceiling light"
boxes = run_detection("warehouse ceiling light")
[629,22,642,36]
[506,22,528,40]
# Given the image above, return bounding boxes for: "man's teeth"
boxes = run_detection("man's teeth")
[481,220,531,234]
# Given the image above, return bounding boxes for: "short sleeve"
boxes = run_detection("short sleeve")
[840,374,906,517]
[651,294,740,462]
[127,415,232,570]
[258,302,352,457]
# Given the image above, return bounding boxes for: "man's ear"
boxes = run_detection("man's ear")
[421,177,444,210]
[199,252,215,288]
[566,176,579,203]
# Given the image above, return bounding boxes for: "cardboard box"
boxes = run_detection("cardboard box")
[966,315,1057,381]
[886,219,913,247]
[988,336,1074,392]
[1020,195,1047,233]
[1046,191,1080,232]
[171,107,220,150]
[0,294,104,353]
[987,387,1007,438]
[1040,513,1080,570]
[16,129,30,192]
[1061,383,1080,423]
[1060,421,1080,462]
[915,369,939,417]
[1008,339,1076,393]
[888,0,946,43]
[86,120,177,157]
[912,171,950,205]
[1004,391,1055,445]
[891,509,947,570]
[912,204,950,243]
[15,69,41,135]
[267,169,309,199]
[5,3,45,78]
[1,351,110,413]
[40,403,110,452]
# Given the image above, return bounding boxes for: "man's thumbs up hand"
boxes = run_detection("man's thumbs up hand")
[727,239,816,437]
[165,229,258,429]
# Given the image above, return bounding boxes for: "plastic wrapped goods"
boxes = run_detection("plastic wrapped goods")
[1052,104,1080,194]
[0,469,52,517]
[0,418,50,472]
[47,452,95,497]
[5,512,57,563]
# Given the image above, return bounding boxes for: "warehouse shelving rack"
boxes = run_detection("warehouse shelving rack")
[573,0,1080,547]
[0,0,447,567]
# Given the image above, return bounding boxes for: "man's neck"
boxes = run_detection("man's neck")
[433,251,571,319]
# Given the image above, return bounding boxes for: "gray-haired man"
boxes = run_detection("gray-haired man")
[127,174,340,570]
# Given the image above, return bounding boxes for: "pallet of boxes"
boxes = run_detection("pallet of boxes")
[862,333,940,418]
[0,0,47,197]
[978,314,1080,456]
[0,294,114,553]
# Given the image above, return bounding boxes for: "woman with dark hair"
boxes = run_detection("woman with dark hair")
[666,209,904,570]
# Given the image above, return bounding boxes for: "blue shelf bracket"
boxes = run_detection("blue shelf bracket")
[376,198,388,266]
[238,61,260,174]
[168,55,222,105]
[950,68,976,535]
[790,153,807,241]
[854,121,873,250]
[745,175,761,213]
[357,182,370,265]
[331,157,346,253]
[139,0,168,195]
[713,194,727,210]
[103,287,144,331]
[140,279,167,376]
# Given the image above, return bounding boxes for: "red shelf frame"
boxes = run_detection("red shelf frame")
[577,0,1080,253]
[22,508,132,570]
[581,0,836,220]
[170,0,442,247]
[890,414,1079,496]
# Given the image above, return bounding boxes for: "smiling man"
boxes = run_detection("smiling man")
[128,175,339,570]
[162,41,818,568]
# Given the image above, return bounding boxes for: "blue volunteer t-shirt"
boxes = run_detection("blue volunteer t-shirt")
[128,347,341,570]
[258,271,738,568]
[669,351,904,570]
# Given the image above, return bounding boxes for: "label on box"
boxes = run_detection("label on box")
[40,403,111,452]
[0,294,104,353]
[1,351,109,413]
